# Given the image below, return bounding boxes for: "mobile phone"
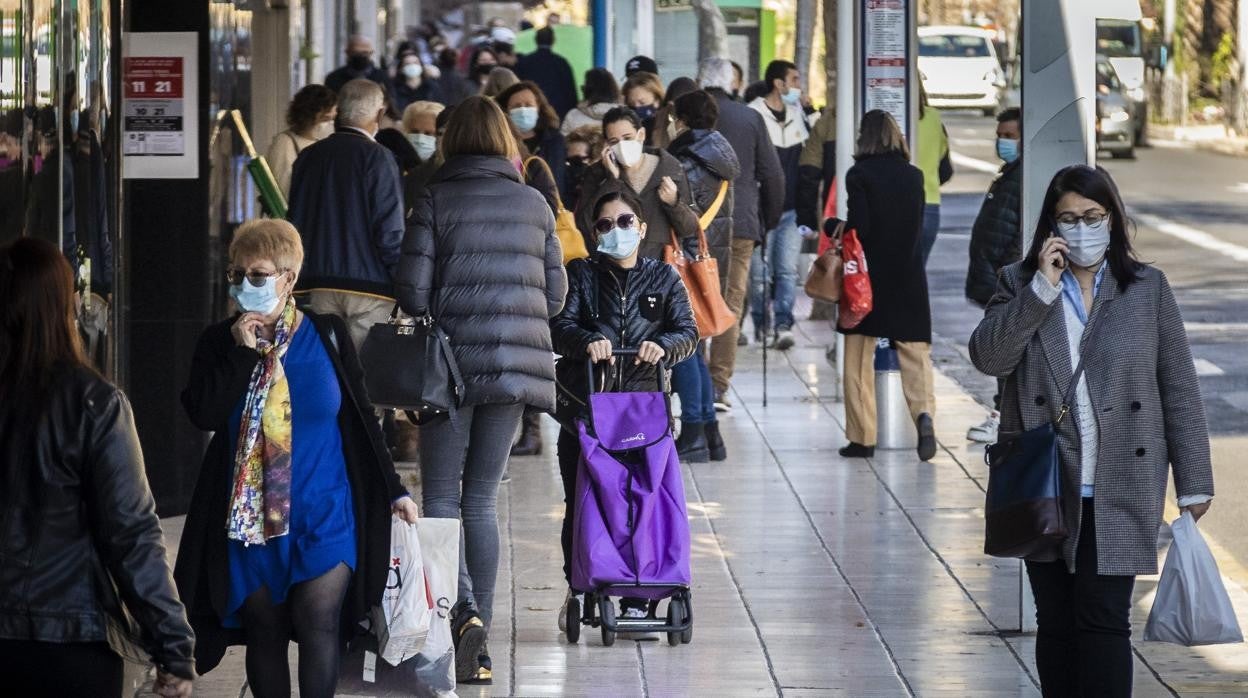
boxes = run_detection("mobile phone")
[1048,226,1067,269]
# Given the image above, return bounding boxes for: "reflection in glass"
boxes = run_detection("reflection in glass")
[0,0,25,241]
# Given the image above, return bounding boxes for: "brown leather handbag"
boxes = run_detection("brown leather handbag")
[664,180,735,338]
[804,219,844,303]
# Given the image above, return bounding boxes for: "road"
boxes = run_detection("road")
[927,111,1248,571]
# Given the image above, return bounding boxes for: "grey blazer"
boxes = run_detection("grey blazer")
[969,261,1213,575]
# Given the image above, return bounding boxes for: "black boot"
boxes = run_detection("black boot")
[916,413,937,462]
[676,422,710,462]
[510,411,543,457]
[705,421,727,461]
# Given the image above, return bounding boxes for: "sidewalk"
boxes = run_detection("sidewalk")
[139,298,1248,697]
[1148,123,1248,157]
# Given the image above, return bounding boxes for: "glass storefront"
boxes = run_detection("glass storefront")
[1,0,121,378]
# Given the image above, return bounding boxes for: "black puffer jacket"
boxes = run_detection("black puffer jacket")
[551,255,699,426]
[668,128,741,288]
[396,155,568,411]
[0,365,195,679]
[966,158,1023,307]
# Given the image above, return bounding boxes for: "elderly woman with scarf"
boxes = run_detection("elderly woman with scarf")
[175,219,418,697]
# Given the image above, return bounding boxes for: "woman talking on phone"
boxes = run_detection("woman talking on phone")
[969,165,1213,697]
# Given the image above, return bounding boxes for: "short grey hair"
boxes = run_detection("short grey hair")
[698,57,735,92]
[337,79,385,127]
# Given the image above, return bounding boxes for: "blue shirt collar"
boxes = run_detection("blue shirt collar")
[1060,262,1107,325]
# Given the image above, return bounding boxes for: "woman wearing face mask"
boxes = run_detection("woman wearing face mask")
[574,106,700,260]
[970,165,1213,698]
[664,90,740,462]
[651,77,697,150]
[497,81,569,203]
[550,189,698,635]
[560,67,624,136]
[469,47,500,88]
[265,84,337,198]
[402,100,445,189]
[391,49,444,113]
[621,71,664,144]
[176,219,418,696]
[564,125,603,213]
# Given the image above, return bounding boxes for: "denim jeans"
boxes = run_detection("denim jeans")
[418,403,525,631]
[920,203,940,267]
[671,349,715,423]
[749,209,801,333]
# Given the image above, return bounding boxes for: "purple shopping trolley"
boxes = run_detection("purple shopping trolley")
[567,351,693,647]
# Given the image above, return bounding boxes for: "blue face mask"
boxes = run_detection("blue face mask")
[597,226,642,259]
[407,133,437,161]
[509,106,539,133]
[781,87,801,106]
[996,137,1020,163]
[634,105,657,123]
[229,274,283,314]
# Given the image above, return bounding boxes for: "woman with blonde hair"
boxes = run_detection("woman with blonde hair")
[834,109,936,462]
[622,71,664,137]
[177,218,418,696]
[397,95,567,684]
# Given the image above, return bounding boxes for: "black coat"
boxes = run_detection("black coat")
[175,312,407,674]
[551,255,699,424]
[840,153,931,343]
[0,365,195,679]
[325,62,390,95]
[523,126,569,205]
[434,72,478,109]
[965,158,1023,307]
[392,78,444,112]
[574,148,701,261]
[706,88,785,242]
[668,128,741,288]
[289,128,405,297]
[396,155,568,411]
[515,48,579,119]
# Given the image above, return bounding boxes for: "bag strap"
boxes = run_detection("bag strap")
[522,155,565,211]
[287,131,303,155]
[697,180,729,230]
[1055,291,1110,425]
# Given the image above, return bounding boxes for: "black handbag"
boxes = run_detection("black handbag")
[359,306,464,417]
[983,308,1102,558]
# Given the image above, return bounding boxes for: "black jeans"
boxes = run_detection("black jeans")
[1026,498,1135,698]
[0,639,123,697]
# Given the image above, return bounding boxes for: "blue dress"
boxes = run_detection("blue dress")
[224,320,357,626]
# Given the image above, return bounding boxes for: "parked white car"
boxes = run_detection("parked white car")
[918,26,1005,116]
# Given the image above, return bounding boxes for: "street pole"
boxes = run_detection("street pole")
[834,0,855,399]
[1019,0,1096,634]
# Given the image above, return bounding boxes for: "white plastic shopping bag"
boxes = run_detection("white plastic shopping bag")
[411,517,461,695]
[377,515,434,665]
[1144,512,1243,646]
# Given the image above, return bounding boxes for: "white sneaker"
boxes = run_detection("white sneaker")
[617,604,657,640]
[774,330,796,351]
[967,413,1000,443]
[558,589,582,632]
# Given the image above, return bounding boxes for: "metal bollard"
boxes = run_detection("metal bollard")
[875,339,917,450]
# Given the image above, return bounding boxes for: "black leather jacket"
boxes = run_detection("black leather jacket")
[0,365,195,679]
[551,255,698,425]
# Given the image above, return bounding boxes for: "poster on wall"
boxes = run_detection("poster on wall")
[123,32,198,179]
[861,0,912,140]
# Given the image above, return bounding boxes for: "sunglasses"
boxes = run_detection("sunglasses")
[226,268,286,287]
[593,213,637,235]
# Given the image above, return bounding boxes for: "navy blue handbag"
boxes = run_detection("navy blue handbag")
[983,356,1086,558]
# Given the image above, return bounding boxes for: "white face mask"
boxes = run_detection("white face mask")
[402,62,423,80]
[1058,216,1111,268]
[612,139,644,168]
[666,119,682,142]
[310,120,335,140]
[407,132,437,161]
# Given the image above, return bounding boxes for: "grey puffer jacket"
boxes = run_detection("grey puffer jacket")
[668,128,741,288]
[396,155,568,411]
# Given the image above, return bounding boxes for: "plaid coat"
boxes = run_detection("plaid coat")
[969,262,1213,575]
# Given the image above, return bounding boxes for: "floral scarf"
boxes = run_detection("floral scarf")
[227,300,297,545]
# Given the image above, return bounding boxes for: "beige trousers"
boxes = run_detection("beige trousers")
[304,290,394,352]
[843,333,935,447]
[709,237,756,394]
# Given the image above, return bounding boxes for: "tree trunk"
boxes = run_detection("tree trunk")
[823,0,838,103]
[795,0,818,90]
[691,0,729,60]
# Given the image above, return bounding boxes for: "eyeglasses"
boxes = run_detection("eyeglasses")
[1055,211,1110,227]
[226,268,285,287]
[594,213,637,235]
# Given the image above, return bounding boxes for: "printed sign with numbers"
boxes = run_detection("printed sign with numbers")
[124,56,185,156]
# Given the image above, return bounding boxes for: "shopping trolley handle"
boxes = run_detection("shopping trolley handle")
[585,349,669,394]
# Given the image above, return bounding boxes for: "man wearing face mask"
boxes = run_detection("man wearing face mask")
[325,35,391,96]
[287,79,404,352]
[748,59,812,351]
[964,107,1023,443]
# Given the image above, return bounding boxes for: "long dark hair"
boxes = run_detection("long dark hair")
[0,238,91,403]
[1023,165,1142,290]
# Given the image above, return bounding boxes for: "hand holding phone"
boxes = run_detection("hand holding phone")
[1039,231,1070,286]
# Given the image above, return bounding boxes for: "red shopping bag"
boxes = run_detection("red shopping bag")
[838,228,873,329]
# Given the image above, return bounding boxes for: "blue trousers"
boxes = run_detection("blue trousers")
[749,209,801,332]
[920,203,940,266]
[671,349,715,423]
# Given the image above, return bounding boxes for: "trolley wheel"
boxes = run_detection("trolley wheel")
[666,598,686,646]
[600,600,617,647]
[565,595,581,644]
